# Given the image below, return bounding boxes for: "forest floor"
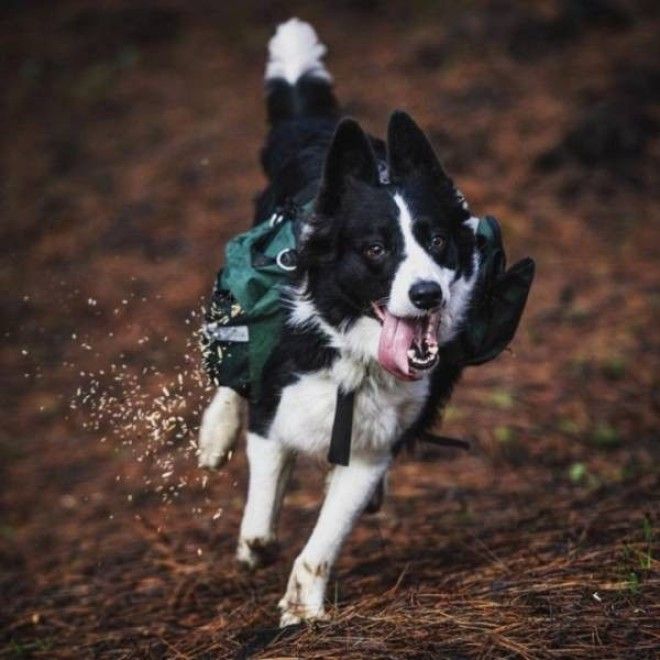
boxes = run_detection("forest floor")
[1,1,658,658]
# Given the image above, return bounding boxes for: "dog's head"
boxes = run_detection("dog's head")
[294,111,479,380]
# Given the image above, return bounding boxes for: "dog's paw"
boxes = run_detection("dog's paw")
[198,387,243,469]
[197,436,232,470]
[236,536,280,570]
[278,601,329,628]
[277,557,330,627]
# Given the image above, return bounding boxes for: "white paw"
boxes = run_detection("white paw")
[278,601,329,627]
[279,608,303,627]
[236,536,280,570]
[278,557,330,626]
[197,387,244,469]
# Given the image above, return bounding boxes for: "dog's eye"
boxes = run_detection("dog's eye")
[430,234,446,251]
[364,242,386,260]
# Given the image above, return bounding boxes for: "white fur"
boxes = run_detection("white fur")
[271,364,428,457]
[389,194,455,317]
[389,194,478,344]
[456,188,469,211]
[438,250,479,344]
[237,432,294,568]
[201,200,479,622]
[199,24,483,621]
[197,387,245,469]
[465,216,480,232]
[287,282,382,365]
[265,18,331,84]
[229,290,429,623]
[278,454,390,625]
[279,292,430,456]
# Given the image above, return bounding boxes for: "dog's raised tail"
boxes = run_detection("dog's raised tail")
[265,18,338,125]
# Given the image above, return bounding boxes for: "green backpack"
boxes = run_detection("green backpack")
[200,209,535,401]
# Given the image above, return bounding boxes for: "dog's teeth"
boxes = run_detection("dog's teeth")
[371,302,387,322]
[429,345,438,355]
[407,349,416,360]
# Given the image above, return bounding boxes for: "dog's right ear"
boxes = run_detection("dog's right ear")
[387,110,448,183]
[315,118,380,215]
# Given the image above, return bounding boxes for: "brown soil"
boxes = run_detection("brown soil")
[1,1,658,658]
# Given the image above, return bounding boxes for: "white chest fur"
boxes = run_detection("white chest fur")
[269,358,429,458]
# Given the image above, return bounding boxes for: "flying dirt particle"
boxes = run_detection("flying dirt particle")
[69,304,218,521]
[60,494,77,509]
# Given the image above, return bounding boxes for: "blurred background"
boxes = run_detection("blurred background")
[1,1,658,657]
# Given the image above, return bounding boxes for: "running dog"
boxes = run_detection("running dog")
[199,18,483,626]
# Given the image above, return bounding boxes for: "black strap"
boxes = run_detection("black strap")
[327,390,470,465]
[327,389,355,466]
[420,433,471,451]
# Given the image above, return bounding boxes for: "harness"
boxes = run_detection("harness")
[200,204,535,464]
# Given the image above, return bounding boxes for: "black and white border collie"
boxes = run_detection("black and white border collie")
[199,18,480,626]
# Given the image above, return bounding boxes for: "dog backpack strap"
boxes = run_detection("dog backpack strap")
[327,388,355,466]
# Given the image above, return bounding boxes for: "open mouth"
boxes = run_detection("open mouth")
[372,302,440,380]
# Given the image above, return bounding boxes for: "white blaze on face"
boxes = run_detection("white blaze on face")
[388,194,455,318]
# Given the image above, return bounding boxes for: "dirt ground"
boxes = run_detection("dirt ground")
[1,1,658,658]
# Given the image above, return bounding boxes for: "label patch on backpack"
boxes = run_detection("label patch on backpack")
[205,323,250,343]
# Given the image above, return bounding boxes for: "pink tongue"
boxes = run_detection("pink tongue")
[377,310,421,381]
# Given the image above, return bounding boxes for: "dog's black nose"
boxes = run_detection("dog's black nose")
[409,281,442,310]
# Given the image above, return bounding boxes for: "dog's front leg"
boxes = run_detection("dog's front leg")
[278,454,390,626]
[198,387,245,469]
[237,432,295,569]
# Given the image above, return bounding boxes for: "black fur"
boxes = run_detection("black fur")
[249,322,337,436]
[387,111,475,280]
[299,119,402,328]
[265,73,339,127]
[249,72,476,447]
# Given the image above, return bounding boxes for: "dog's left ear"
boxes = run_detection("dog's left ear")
[301,119,379,265]
[387,110,448,184]
[316,118,380,215]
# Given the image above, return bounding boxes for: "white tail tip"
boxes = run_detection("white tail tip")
[265,18,331,85]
